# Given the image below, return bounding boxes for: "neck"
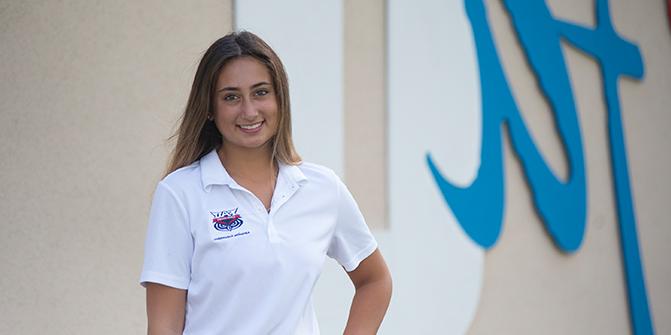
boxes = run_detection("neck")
[217,142,276,181]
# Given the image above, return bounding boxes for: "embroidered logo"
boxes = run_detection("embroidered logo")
[210,208,244,232]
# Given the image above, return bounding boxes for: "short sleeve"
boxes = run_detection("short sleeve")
[139,181,193,289]
[326,175,378,272]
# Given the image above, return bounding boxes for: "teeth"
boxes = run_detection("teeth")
[240,122,262,130]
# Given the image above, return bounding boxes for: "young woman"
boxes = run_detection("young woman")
[140,31,392,335]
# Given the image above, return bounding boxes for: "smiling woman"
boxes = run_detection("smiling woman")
[213,57,279,153]
[139,31,392,335]
[165,32,299,175]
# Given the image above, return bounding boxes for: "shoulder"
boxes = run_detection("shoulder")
[296,161,337,178]
[158,161,202,196]
[295,161,341,185]
[293,161,346,197]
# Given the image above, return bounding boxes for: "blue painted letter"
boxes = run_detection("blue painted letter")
[427,0,653,333]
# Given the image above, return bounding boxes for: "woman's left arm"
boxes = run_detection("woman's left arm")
[343,248,392,335]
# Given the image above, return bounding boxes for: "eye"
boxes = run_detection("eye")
[255,88,270,97]
[223,94,239,102]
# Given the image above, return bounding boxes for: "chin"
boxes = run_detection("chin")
[235,139,273,150]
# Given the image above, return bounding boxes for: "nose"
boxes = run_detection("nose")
[240,98,259,121]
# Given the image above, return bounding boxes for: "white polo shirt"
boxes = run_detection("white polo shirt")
[140,149,378,335]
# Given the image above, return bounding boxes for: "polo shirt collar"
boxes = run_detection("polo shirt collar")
[200,149,236,191]
[200,149,307,192]
[278,160,308,186]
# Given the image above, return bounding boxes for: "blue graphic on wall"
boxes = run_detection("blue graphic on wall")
[426,0,654,333]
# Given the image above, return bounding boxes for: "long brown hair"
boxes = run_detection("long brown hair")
[165,31,301,176]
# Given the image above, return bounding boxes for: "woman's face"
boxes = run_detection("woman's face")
[213,56,279,152]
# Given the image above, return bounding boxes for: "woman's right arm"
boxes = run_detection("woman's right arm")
[146,283,187,335]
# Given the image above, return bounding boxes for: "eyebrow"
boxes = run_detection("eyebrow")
[217,81,272,93]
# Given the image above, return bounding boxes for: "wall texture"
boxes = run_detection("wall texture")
[0,1,232,333]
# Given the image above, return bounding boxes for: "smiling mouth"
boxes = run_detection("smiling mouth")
[238,121,263,131]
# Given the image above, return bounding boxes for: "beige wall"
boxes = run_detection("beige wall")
[0,0,669,334]
[344,0,388,230]
[0,1,232,333]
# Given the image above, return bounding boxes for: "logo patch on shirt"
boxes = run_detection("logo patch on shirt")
[211,208,244,232]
